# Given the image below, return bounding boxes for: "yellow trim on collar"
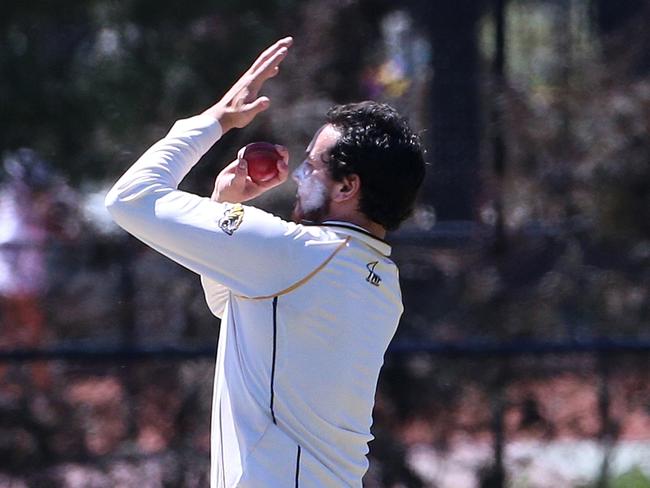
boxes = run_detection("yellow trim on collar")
[234,237,350,300]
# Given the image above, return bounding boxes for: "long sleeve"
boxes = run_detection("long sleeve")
[201,275,230,318]
[105,114,346,299]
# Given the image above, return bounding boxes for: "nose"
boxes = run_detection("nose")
[292,160,308,184]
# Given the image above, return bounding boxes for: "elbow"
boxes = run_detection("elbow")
[104,179,169,230]
[104,188,116,211]
[104,182,161,230]
[104,186,126,223]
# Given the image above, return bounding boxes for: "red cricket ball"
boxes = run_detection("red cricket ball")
[243,142,281,183]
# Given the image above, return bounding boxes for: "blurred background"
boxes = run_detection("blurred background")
[1,0,649,486]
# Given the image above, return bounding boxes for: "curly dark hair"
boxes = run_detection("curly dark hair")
[325,101,426,231]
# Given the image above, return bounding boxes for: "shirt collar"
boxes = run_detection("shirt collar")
[320,220,392,256]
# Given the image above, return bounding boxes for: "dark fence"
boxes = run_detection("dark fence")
[1,232,649,487]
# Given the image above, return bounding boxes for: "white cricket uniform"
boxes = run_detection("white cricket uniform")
[105,114,404,487]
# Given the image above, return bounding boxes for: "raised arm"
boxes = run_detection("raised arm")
[104,38,325,299]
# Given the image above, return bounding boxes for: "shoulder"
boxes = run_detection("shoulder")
[226,204,345,246]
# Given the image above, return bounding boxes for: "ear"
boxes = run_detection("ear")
[331,174,361,203]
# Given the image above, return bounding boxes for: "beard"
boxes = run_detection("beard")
[291,178,332,224]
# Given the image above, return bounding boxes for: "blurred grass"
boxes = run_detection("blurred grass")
[611,467,650,488]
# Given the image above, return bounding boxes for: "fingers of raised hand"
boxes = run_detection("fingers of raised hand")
[209,37,293,134]
[241,96,270,118]
[255,44,290,78]
[251,37,293,73]
[234,87,250,107]
[248,38,292,94]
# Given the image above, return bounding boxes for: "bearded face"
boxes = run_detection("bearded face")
[291,161,332,223]
[290,124,340,224]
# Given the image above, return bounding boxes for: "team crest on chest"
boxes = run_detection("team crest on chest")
[366,261,382,287]
[218,203,244,235]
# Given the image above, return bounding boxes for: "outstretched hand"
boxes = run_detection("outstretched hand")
[211,145,290,203]
[203,37,293,133]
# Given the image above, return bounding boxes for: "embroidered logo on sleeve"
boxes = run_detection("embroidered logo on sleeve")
[218,203,244,235]
[365,261,382,286]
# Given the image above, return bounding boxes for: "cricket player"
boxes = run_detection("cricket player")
[105,37,425,487]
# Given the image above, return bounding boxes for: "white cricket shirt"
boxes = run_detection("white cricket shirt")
[105,114,404,487]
